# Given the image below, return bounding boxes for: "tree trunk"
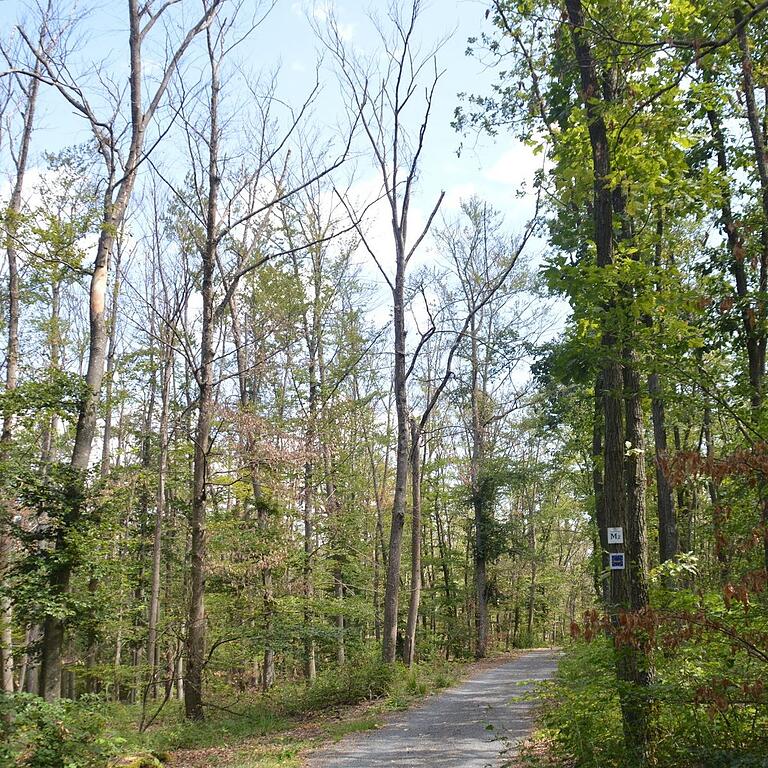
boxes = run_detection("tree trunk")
[303,408,317,681]
[184,27,221,721]
[592,375,609,605]
[649,373,678,564]
[564,0,654,759]
[0,47,42,699]
[147,334,172,696]
[526,517,536,640]
[99,244,124,476]
[404,418,422,666]
[735,16,768,572]
[705,69,766,414]
[32,0,218,702]
[383,253,409,663]
[470,315,489,659]
[620,360,655,761]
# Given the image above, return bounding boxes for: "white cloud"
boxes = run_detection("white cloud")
[291,1,355,40]
[443,182,476,211]
[483,143,540,189]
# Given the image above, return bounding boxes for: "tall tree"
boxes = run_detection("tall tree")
[0,14,45,694]
[323,0,446,663]
[13,0,223,700]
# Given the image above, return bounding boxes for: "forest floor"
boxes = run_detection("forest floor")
[303,649,560,768]
[164,649,560,768]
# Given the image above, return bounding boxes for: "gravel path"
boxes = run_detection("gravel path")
[305,649,560,768]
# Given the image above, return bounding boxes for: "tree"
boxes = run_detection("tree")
[7,0,223,700]
[322,0,447,663]
[0,5,47,694]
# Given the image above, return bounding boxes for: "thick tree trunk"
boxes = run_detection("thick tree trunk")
[564,0,654,760]
[39,87,139,708]
[32,0,217,702]
[620,361,655,761]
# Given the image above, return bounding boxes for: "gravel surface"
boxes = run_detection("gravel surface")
[305,649,560,768]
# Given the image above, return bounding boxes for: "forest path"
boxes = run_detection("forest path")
[304,648,560,768]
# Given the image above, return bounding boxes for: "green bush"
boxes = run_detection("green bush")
[539,640,625,768]
[0,693,123,768]
[540,641,768,768]
[278,657,397,714]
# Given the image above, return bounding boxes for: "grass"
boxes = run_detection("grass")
[103,654,488,768]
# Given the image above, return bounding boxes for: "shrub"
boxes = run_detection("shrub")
[0,693,123,768]
[540,640,768,768]
[279,657,397,714]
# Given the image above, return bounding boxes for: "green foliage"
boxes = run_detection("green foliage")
[0,694,124,768]
[539,641,625,767]
[0,371,87,420]
[541,641,768,768]
[277,656,397,714]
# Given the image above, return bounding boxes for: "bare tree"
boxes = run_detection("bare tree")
[9,0,223,700]
[434,199,544,658]
[402,201,539,665]
[323,0,447,663]
[156,4,357,717]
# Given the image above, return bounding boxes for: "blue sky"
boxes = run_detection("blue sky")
[2,0,559,401]
[3,0,540,235]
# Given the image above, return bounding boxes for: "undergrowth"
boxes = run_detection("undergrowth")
[0,654,465,767]
[536,641,768,768]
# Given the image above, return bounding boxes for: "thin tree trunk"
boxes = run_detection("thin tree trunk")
[649,372,678,564]
[592,375,609,605]
[185,25,221,721]
[383,252,409,662]
[526,517,536,640]
[648,216,678,567]
[469,314,489,659]
[148,334,172,696]
[99,244,124,476]
[0,43,42,699]
[404,418,422,666]
[735,17,768,571]
[303,419,317,681]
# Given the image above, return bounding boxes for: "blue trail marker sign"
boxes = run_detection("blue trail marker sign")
[610,553,625,570]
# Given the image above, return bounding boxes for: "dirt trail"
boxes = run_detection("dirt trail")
[304,648,560,768]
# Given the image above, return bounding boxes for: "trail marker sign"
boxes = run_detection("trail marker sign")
[607,527,624,544]
[610,553,625,570]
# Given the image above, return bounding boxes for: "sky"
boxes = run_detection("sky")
[3,0,541,228]
[2,0,559,342]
